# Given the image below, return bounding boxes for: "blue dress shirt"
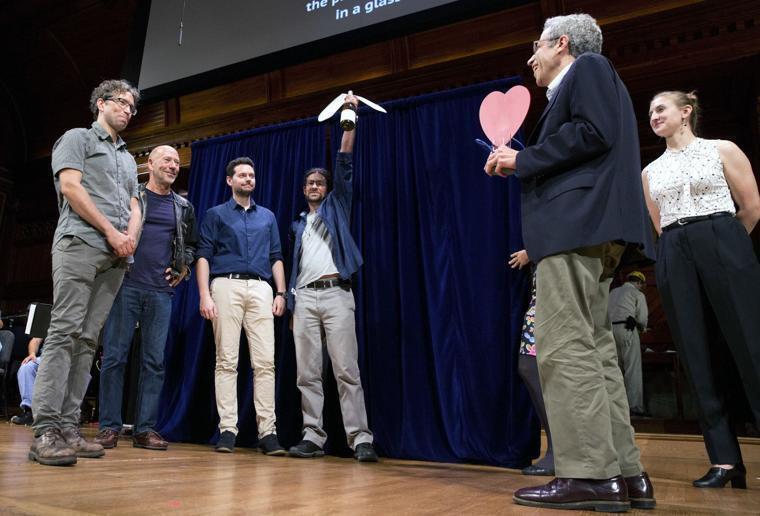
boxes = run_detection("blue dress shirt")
[196,197,283,280]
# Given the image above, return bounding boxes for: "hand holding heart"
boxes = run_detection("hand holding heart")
[484,146,518,177]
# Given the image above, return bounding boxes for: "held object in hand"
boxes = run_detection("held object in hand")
[318,90,387,131]
[479,85,531,147]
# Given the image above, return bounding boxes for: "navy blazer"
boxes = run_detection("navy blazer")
[515,53,654,263]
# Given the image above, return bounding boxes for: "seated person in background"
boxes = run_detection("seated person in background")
[11,338,43,426]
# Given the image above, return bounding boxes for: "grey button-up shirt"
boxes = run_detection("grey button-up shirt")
[51,121,138,253]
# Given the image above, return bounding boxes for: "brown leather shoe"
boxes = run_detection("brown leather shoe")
[61,426,105,458]
[624,472,656,509]
[94,428,120,449]
[513,476,630,512]
[28,428,77,466]
[133,431,169,451]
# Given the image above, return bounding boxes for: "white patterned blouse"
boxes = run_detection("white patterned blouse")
[646,137,735,228]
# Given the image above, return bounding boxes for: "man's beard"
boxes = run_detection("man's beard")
[233,186,253,197]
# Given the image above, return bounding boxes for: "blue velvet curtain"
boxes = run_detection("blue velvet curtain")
[157,77,537,468]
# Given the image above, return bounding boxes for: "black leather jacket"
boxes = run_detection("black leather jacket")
[136,183,198,278]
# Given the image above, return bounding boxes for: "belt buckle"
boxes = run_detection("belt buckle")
[677,218,687,226]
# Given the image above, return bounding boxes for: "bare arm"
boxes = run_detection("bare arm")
[641,169,662,235]
[195,257,218,320]
[271,260,286,317]
[718,140,760,233]
[58,169,135,256]
[22,337,43,364]
[126,197,142,243]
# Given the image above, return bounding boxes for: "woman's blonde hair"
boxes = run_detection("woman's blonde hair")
[652,90,700,135]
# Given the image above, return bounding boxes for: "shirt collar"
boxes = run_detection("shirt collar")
[91,121,127,149]
[228,196,256,211]
[546,62,573,101]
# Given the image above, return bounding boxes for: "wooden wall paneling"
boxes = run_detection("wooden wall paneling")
[179,75,269,125]
[135,146,192,173]
[281,41,396,98]
[267,70,285,103]
[539,0,566,18]
[405,3,542,70]
[122,101,167,140]
[567,0,705,25]
[389,38,410,74]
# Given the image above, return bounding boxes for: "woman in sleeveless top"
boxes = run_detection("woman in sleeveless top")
[641,91,760,489]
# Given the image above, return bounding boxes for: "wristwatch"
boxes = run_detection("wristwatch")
[275,291,288,300]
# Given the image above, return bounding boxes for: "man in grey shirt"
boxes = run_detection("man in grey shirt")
[29,79,142,466]
[609,271,649,416]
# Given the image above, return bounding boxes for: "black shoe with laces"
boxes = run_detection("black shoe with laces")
[215,431,236,453]
[288,440,325,458]
[354,442,378,462]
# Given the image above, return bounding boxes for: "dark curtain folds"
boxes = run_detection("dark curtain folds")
[158,78,537,467]
[157,119,326,447]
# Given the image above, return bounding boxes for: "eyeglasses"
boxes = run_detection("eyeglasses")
[306,180,327,187]
[532,38,558,53]
[104,96,137,116]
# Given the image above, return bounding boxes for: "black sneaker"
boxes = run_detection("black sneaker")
[354,442,378,462]
[11,407,33,426]
[288,440,325,458]
[258,433,287,456]
[215,431,236,453]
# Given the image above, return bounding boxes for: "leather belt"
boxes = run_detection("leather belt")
[662,211,732,232]
[213,273,263,281]
[304,278,351,289]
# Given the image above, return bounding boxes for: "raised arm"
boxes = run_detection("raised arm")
[339,93,358,153]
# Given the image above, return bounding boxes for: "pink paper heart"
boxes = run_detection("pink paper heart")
[479,85,531,147]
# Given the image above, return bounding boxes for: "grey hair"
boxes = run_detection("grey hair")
[89,79,141,119]
[543,14,602,57]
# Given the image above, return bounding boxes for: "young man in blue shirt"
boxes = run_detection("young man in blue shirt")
[95,145,197,451]
[195,157,287,455]
[287,94,377,462]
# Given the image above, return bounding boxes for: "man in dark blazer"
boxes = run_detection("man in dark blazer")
[485,13,655,512]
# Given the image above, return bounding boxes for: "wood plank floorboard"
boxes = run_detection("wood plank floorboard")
[0,424,758,515]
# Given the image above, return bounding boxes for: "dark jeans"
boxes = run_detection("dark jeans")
[99,284,173,434]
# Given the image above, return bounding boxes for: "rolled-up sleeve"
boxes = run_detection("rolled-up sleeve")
[269,215,284,265]
[195,210,217,263]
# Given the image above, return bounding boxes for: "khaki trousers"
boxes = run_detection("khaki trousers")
[535,244,642,479]
[211,277,276,438]
[293,285,373,449]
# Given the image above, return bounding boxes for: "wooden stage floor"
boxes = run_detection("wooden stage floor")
[1,424,758,515]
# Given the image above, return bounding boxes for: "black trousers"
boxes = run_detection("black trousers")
[656,215,760,464]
